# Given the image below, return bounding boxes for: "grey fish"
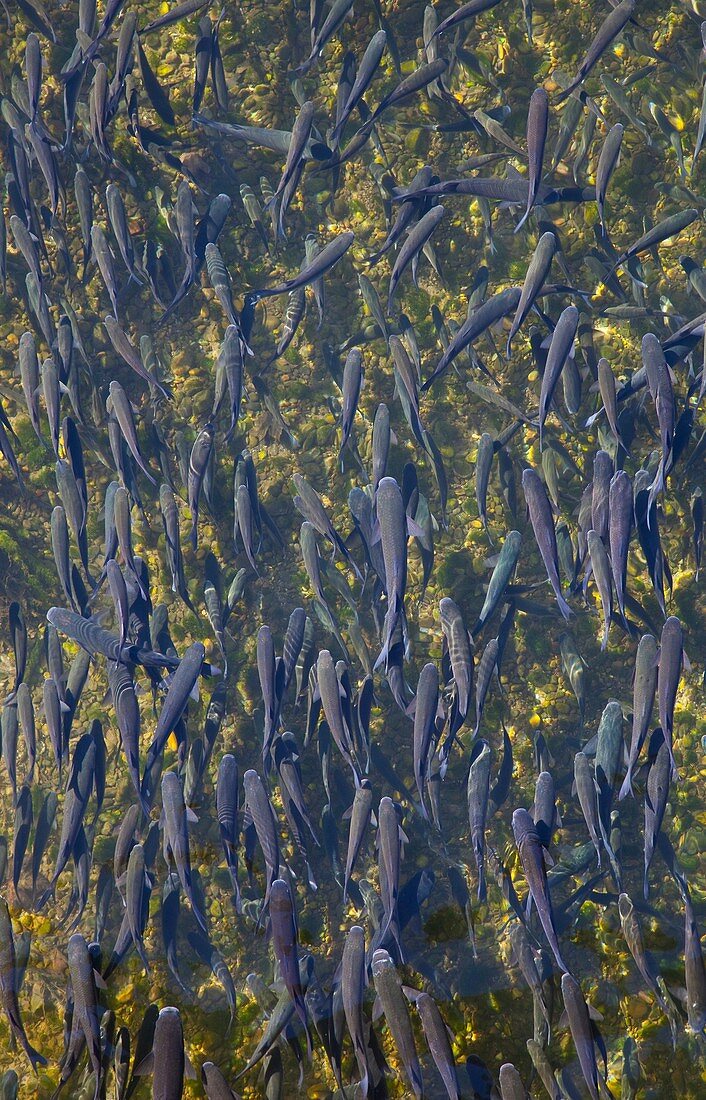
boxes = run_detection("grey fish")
[38,734,96,907]
[644,728,671,899]
[67,933,103,1100]
[374,476,413,669]
[343,780,373,903]
[475,432,495,538]
[619,633,658,800]
[18,332,42,443]
[245,231,353,306]
[587,530,613,651]
[103,315,172,399]
[658,616,682,777]
[560,973,602,1100]
[506,232,556,356]
[31,790,57,898]
[556,0,635,102]
[243,769,280,910]
[216,754,241,908]
[377,797,405,956]
[5,604,26,706]
[371,949,422,1098]
[685,896,706,1033]
[467,739,492,901]
[332,30,387,144]
[141,642,206,808]
[512,807,568,972]
[387,205,445,311]
[473,530,522,636]
[186,929,236,1027]
[516,87,549,232]
[339,347,364,466]
[498,1063,528,1100]
[317,649,357,779]
[159,484,193,611]
[440,596,473,728]
[431,0,505,38]
[0,897,46,1071]
[134,1006,189,1099]
[522,467,572,619]
[269,879,312,1052]
[539,305,578,450]
[201,1061,239,1100]
[294,0,354,74]
[341,925,369,1098]
[576,748,602,866]
[12,784,32,897]
[124,842,151,976]
[423,287,522,391]
[526,1038,562,1100]
[409,989,460,1100]
[188,423,215,551]
[618,892,679,1043]
[611,209,698,276]
[293,473,359,575]
[595,123,623,231]
[161,770,208,932]
[270,100,315,237]
[412,662,439,819]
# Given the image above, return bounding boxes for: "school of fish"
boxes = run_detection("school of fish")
[0,0,705,1095]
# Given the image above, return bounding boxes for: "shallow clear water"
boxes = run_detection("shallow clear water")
[0,0,706,1096]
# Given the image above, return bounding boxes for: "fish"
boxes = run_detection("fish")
[373,476,418,669]
[141,641,206,808]
[243,769,280,911]
[521,467,572,620]
[512,807,568,972]
[423,288,522,391]
[387,204,445,311]
[161,770,208,932]
[560,972,603,1100]
[619,633,658,800]
[595,123,623,231]
[188,423,215,551]
[0,897,46,1071]
[467,739,492,901]
[506,232,556,355]
[644,728,671,899]
[538,305,578,450]
[133,1006,193,1097]
[556,0,635,102]
[516,87,549,232]
[371,949,423,1098]
[269,879,312,1052]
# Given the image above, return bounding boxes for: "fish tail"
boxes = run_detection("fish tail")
[22,1035,47,1074]
[617,769,633,801]
[556,589,573,621]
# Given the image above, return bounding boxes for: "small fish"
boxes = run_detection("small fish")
[372,949,423,1097]
[512,807,568,972]
[619,634,658,800]
[0,897,46,1071]
[556,0,635,102]
[516,87,549,232]
[522,467,572,619]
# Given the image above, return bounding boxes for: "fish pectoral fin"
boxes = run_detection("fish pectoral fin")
[93,968,108,990]
[371,994,383,1022]
[184,1052,198,1080]
[401,983,422,1003]
[132,1050,154,1076]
